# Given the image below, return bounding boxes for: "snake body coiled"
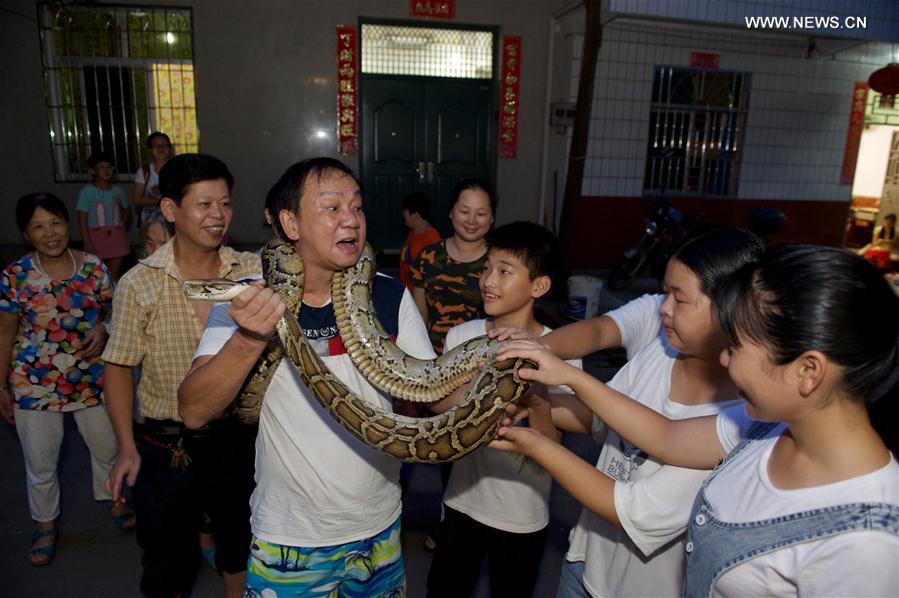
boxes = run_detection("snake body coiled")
[184,239,533,463]
[332,244,493,403]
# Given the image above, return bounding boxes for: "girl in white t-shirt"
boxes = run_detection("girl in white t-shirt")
[496,245,899,597]
[132,132,171,225]
[491,226,765,597]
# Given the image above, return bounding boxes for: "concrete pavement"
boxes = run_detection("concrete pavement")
[0,278,650,597]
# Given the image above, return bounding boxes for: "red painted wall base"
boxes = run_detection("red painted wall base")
[569,196,850,269]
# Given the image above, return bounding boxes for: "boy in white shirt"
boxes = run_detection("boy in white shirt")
[426,221,582,598]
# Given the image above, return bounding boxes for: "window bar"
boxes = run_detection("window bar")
[105,64,117,161]
[684,111,694,193]
[174,61,182,151]
[139,15,151,146]
[666,112,675,191]
[701,111,712,195]
[719,111,730,155]
[179,27,191,150]
[730,115,742,196]
[711,112,722,194]
[658,112,667,190]
[69,69,81,175]
[728,75,737,110]
[148,64,157,144]
[85,62,97,159]
[719,114,731,194]
[75,64,85,169]
[68,14,86,175]
[40,8,69,180]
[170,61,178,150]
[711,112,724,195]
[648,114,658,188]
[177,61,185,151]
[113,65,126,172]
[662,111,671,190]
[172,13,183,150]
[657,113,665,188]
[675,111,686,190]
[117,12,132,173]
[668,125,677,192]
[131,65,144,169]
[662,108,671,150]
[687,115,696,188]
[659,112,667,189]
[733,113,742,195]
[701,114,711,195]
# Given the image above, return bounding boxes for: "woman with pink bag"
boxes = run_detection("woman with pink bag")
[76,152,132,280]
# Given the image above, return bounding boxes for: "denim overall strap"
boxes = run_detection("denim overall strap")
[683,423,899,597]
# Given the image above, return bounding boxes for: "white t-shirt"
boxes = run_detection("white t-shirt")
[441,320,582,533]
[195,273,435,547]
[566,294,741,598]
[705,404,899,598]
[133,163,160,200]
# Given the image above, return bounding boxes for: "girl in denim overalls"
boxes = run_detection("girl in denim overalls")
[496,245,899,597]
[491,226,764,597]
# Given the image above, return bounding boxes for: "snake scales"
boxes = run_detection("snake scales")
[183,239,534,463]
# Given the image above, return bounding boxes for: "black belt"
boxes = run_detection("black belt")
[138,418,185,437]
[139,417,234,438]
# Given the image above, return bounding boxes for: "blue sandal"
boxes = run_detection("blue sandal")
[29,527,57,566]
[201,543,217,570]
[111,504,136,531]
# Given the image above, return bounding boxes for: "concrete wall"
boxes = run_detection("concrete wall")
[609,0,899,44]
[569,21,896,202]
[1,0,563,248]
[541,2,899,266]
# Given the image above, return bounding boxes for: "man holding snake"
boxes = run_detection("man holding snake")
[179,157,436,596]
[103,154,260,597]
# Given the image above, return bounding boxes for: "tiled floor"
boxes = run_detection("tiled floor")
[0,282,648,597]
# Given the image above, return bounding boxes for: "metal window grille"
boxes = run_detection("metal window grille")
[361,24,493,79]
[644,67,749,196]
[866,90,899,126]
[886,132,899,186]
[38,3,198,182]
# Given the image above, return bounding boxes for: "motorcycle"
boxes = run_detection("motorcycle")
[607,194,700,290]
[607,200,787,291]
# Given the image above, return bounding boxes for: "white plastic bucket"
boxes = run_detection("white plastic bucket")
[567,275,603,319]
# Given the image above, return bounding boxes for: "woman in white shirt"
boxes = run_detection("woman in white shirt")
[132,132,172,225]
[496,245,899,597]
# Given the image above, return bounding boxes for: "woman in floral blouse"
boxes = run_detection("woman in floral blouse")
[0,193,132,567]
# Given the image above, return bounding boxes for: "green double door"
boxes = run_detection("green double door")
[360,77,495,249]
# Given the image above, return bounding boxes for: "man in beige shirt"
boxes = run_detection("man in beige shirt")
[102,154,259,598]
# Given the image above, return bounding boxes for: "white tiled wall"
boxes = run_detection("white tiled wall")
[571,19,899,200]
[609,0,899,44]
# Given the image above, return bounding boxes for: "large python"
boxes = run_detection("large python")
[183,239,534,463]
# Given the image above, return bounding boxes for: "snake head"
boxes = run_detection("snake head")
[182,278,246,301]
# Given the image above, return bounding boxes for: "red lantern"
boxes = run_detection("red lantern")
[868,63,899,109]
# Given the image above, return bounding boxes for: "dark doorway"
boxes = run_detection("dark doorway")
[358,20,497,250]
[361,77,494,248]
